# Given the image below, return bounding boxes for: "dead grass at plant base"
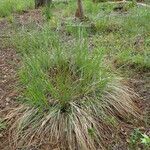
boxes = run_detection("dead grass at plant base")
[5,80,142,150]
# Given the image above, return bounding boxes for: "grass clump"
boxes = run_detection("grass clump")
[5,27,141,149]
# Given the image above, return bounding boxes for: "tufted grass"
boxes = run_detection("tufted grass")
[5,26,141,149]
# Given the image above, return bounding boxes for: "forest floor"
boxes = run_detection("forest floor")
[0,1,150,150]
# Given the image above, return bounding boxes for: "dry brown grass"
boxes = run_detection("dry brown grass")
[5,79,141,150]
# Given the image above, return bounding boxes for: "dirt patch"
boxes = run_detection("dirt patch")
[0,46,20,150]
[0,17,19,150]
[0,23,20,147]
[0,47,19,112]
[14,9,44,27]
[130,72,150,125]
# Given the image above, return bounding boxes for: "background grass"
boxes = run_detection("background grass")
[61,1,150,71]
[0,0,34,17]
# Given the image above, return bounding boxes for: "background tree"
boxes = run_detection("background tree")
[75,0,84,20]
[35,0,52,9]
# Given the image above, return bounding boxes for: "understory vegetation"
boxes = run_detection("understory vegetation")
[0,0,150,150]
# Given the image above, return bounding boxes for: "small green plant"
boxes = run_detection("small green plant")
[130,128,150,149]
[7,15,14,23]
[141,134,150,147]
[0,119,6,131]
[130,128,142,145]
[43,4,53,21]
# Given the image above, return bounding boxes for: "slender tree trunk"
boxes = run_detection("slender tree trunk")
[75,0,84,20]
[35,0,52,9]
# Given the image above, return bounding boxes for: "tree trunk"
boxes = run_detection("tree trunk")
[75,0,84,20]
[35,0,52,9]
